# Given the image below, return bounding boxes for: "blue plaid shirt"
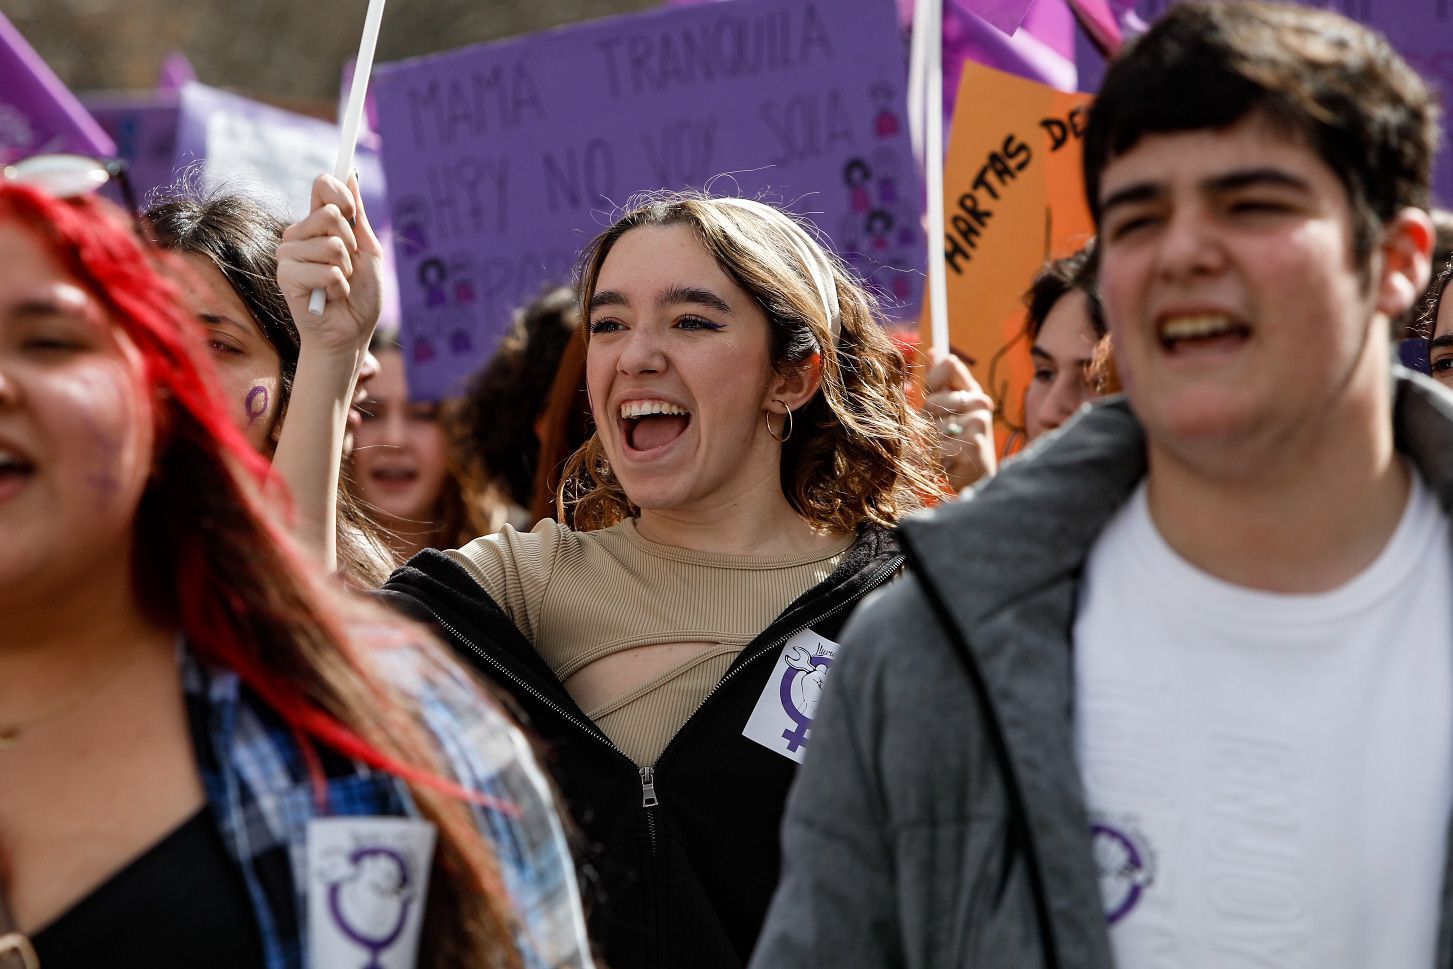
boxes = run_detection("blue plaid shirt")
[182,645,596,969]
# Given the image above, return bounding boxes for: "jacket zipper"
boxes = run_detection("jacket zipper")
[431,612,667,925]
[429,551,900,962]
[431,613,630,761]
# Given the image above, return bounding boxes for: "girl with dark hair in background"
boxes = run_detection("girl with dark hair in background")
[144,179,393,583]
[352,331,479,561]
[1021,240,1116,441]
[449,285,581,533]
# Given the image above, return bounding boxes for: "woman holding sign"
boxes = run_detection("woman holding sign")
[383,191,942,968]
[0,177,593,969]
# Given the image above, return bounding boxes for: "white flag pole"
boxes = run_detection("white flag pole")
[907,0,933,167]
[922,0,950,354]
[309,0,388,316]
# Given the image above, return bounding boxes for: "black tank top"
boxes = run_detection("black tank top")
[31,808,266,968]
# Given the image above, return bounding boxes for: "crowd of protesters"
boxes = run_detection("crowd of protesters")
[5,2,1453,968]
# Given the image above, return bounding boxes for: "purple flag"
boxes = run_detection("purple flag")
[1074,0,1453,205]
[373,0,923,400]
[158,52,198,92]
[0,11,114,162]
[83,93,182,204]
[963,0,1041,35]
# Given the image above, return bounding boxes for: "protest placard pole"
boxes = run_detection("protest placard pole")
[919,0,950,354]
[309,0,386,316]
[907,0,932,167]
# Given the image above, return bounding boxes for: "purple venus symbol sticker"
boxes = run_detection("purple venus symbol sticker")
[778,646,832,753]
[326,846,416,969]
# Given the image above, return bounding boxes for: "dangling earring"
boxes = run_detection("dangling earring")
[767,400,794,443]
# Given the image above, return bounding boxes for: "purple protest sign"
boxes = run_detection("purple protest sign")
[83,93,182,205]
[372,0,922,400]
[0,11,114,162]
[1074,0,1453,203]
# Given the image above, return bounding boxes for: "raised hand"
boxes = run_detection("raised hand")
[923,350,997,493]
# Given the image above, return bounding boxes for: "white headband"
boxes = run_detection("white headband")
[714,197,842,345]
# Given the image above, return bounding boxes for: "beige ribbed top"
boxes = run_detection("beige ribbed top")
[447,518,851,766]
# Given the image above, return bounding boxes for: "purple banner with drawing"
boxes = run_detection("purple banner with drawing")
[372,0,921,400]
[0,11,114,161]
[1074,0,1453,203]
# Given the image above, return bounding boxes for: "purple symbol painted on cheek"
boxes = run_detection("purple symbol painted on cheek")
[326,846,415,969]
[73,372,127,501]
[245,386,269,426]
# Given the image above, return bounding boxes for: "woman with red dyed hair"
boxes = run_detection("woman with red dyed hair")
[0,177,593,969]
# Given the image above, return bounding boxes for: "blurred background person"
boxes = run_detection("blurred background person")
[1021,241,1113,441]
[1424,255,1453,386]
[922,240,1116,496]
[352,332,479,561]
[449,285,581,534]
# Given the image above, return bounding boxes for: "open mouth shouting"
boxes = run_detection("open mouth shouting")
[366,461,422,492]
[0,443,36,504]
[1157,313,1252,356]
[619,398,693,456]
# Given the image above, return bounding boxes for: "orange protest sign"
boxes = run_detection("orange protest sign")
[926,61,1095,456]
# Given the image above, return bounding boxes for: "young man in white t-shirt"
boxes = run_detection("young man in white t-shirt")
[751,4,1451,968]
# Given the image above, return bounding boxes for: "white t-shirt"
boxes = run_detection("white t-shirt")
[1074,472,1453,968]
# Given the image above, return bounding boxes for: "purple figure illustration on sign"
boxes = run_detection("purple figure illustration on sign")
[872,81,901,138]
[871,146,901,206]
[418,258,448,309]
[413,337,437,364]
[778,640,831,752]
[323,846,418,969]
[866,209,894,253]
[837,212,866,258]
[449,328,473,355]
[449,254,476,306]
[843,158,872,214]
[392,196,430,257]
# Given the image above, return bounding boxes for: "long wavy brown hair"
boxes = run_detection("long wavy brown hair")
[3,184,525,969]
[559,191,942,531]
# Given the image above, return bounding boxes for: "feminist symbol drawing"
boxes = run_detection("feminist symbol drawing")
[307,818,436,969]
[743,630,842,763]
[325,846,417,969]
[778,643,832,752]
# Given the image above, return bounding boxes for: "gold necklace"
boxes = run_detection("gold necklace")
[0,648,152,750]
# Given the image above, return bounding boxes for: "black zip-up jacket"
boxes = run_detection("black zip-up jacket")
[380,523,904,969]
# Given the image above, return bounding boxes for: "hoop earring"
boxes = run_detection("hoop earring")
[767,400,794,443]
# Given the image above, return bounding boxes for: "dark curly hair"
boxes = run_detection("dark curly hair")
[449,286,580,516]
